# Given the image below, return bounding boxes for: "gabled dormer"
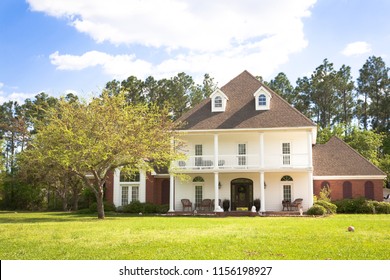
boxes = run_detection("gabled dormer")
[253,86,272,111]
[210,89,228,112]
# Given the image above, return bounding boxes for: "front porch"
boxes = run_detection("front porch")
[164,210,305,217]
[169,171,314,213]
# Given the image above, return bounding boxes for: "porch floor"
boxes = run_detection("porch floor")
[164,210,304,217]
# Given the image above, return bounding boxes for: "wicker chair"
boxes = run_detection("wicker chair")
[290,198,303,211]
[181,199,192,211]
[200,199,212,211]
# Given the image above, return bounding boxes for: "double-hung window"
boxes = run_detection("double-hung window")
[121,186,129,206]
[131,186,139,202]
[195,185,203,210]
[283,185,292,201]
[238,143,247,166]
[282,142,291,165]
[195,144,203,166]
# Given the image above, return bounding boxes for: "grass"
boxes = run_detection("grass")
[0,211,389,260]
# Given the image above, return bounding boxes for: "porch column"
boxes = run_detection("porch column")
[214,172,222,211]
[169,174,175,212]
[259,133,264,168]
[307,171,314,208]
[307,131,313,167]
[260,171,265,212]
[214,134,219,169]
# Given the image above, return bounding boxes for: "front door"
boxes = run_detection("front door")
[231,178,253,211]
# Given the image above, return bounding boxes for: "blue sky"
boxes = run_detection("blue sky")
[1,0,390,103]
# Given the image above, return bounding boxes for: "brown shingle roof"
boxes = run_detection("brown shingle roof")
[313,136,386,176]
[177,70,316,130]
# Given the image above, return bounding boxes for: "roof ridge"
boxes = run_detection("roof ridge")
[329,136,386,175]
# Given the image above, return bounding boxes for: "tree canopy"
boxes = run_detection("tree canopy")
[19,92,183,218]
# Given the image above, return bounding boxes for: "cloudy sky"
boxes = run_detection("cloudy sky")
[1,0,390,103]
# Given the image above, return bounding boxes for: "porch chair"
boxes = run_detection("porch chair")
[290,198,303,211]
[181,199,192,211]
[200,199,212,211]
[282,200,291,211]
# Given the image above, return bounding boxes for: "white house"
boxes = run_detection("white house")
[107,71,386,212]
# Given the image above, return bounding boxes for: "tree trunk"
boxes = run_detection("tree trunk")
[72,192,79,211]
[96,187,105,219]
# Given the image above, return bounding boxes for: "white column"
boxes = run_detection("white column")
[307,131,313,167]
[214,134,219,169]
[169,174,175,212]
[260,171,265,212]
[307,171,314,209]
[259,133,264,168]
[214,172,222,211]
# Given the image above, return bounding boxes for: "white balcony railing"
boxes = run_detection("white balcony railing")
[175,153,309,170]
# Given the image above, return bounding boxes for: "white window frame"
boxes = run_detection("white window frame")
[282,142,291,166]
[282,184,293,201]
[214,96,222,108]
[237,143,247,166]
[210,89,229,112]
[195,185,203,210]
[253,87,271,110]
[121,186,129,206]
[195,144,203,166]
[131,186,139,202]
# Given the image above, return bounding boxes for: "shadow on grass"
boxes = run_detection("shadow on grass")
[0,211,99,224]
[0,211,222,224]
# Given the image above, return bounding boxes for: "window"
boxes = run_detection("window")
[120,172,140,182]
[258,94,267,106]
[131,186,139,202]
[193,176,205,182]
[121,186,129,206]
[281,175,293,201]
[343,181,352,199]
[283,185,292,201]
[195,144,203,166]
[214,96,222,108]
[253,87,271,110]
[282,142,291,165]
[238,143,247,165]
[281,175,293,181]
[365,181,374,200]
[210,89,228,112]
[195,185,203,209]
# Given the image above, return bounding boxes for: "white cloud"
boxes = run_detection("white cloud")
[0,91,37,104]
[30,0,316,82]
[341,41,372,56]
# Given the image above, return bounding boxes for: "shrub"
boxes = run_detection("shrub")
[314,200,337,214]
[366,200,390,214]
[307,204,327,215]
[156,204,169,214]
[143,203,157,214]
[89,201,116,213]
[122,201,143,213]
[334,197,367,213]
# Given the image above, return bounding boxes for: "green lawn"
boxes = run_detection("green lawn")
[0,211,389,260]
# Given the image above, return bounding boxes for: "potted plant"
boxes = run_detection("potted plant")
[222,199,230,212]
[253,199,261,212]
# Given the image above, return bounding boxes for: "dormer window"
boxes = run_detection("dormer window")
[258,94,267,106]
[253,86,271,111]
[210,89,228,112]
[214,96,222,108]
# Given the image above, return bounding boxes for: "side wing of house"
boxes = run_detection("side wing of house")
[313,136,386,201]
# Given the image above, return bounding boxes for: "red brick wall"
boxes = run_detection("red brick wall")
[313,179,384,201]
[145,174,169,205]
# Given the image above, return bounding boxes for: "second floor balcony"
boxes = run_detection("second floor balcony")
[175,153,310,171]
